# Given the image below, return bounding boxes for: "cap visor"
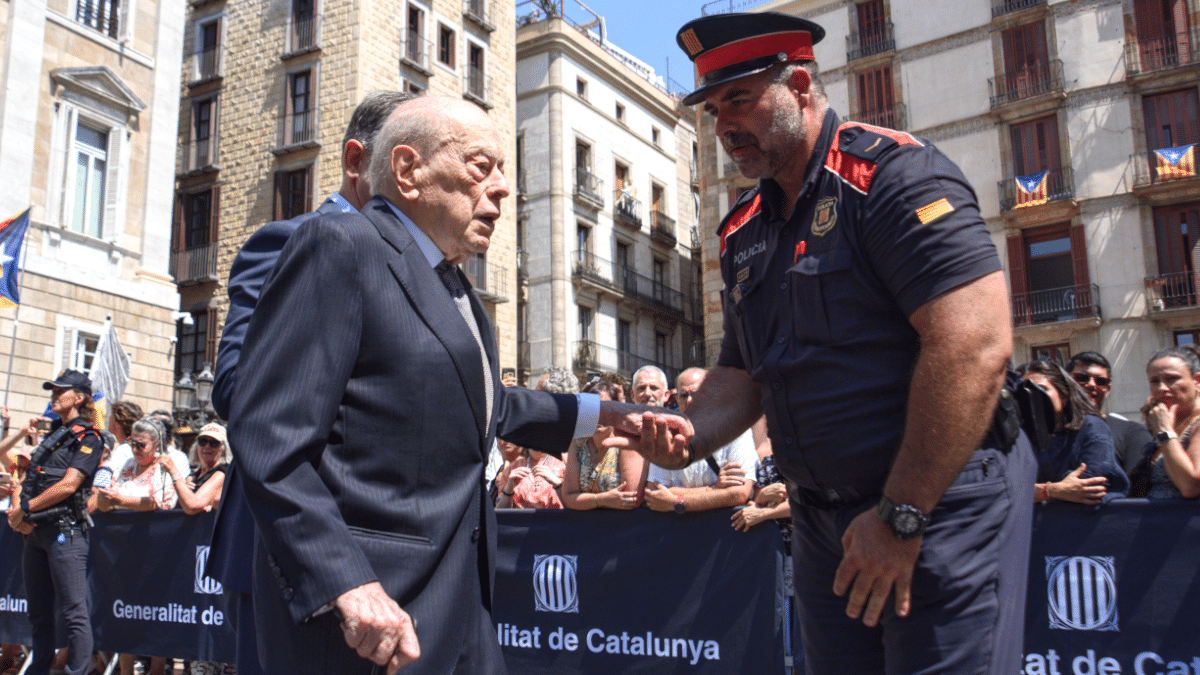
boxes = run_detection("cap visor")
[681,64,774,106]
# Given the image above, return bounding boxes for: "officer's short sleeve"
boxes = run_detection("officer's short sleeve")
[68,433,104,480]
[860,145,1002,318]
[716,290,747,370]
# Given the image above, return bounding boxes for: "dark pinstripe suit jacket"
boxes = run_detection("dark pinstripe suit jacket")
[228,196,579,674]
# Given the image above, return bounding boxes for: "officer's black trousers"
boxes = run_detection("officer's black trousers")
[792,438,1036,675]
[23,523,92,675]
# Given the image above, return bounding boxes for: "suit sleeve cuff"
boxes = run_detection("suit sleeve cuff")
[573,393,600,439]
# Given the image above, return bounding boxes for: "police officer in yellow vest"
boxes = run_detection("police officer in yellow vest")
[5,370,103,675]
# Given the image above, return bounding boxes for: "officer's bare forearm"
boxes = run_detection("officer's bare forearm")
[27,469,85,512]
[684,366,763,460]
[884,272,1011,513]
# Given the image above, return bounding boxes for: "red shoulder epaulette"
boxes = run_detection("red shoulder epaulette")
[824,122,922,195]
[719,193,762,257]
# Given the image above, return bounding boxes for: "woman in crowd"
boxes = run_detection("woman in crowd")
[495,437,565,509]
[561,379,647,510]
[93,416,177,513]
[1022,360,1129,504]
[162,422,229,515]
[1140,345,1200,498]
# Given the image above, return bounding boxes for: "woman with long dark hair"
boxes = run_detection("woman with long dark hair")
[1022,360,1129,504]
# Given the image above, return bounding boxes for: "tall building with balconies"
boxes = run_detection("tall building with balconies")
[695,0,1199,416]
[173,0,518,398]
[515,1,704,388]
[0,0,185,420]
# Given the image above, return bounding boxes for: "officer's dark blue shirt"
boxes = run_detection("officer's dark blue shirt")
[21,416,104,499]
[716,109,1001,496]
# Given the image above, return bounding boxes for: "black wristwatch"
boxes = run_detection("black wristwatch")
[876,495,929,540]
[673,494,686,514]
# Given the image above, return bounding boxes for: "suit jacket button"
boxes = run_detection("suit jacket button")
[471,527,481,543]
[282,588,294,601]
[273,565,282,576]
[277,577,288,589]
[267,555,276,566]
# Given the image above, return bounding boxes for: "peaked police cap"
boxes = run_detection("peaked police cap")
[676,12,825,106]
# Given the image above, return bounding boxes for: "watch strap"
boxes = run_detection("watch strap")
[876,495,930,539]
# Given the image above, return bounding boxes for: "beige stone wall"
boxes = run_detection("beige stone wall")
[0,273,175,424]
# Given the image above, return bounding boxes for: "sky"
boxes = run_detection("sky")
[546,0,771,94]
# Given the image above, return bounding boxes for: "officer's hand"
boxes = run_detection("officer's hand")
[833,509,922,627]
[334,581,420,673]
[599,405,693,470]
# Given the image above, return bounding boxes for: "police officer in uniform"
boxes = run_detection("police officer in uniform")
[5,370,103,675]
[648,12,1038,675]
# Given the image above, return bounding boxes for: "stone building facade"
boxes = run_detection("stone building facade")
[696,0,1200,417]
[173,0,519,400]
[0,0,185,421]
[516,4,705,388]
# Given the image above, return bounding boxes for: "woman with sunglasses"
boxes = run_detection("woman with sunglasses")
[1139,345,1200,498]
[1022,360,1129,504]
[162,422,229,514]
[94,416,178,512]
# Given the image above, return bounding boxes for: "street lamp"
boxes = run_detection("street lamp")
[173,371,196,412]
[195,363,214,412]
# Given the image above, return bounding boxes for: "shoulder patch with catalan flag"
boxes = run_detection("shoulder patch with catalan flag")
[824,122,923,195]
[719,193,762,257]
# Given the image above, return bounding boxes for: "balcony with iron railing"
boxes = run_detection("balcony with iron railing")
[650,210,676,247]
[991,0,1045,18]
[574,169,604,209]
[287,14,321,54]
[572,250,685,316]
[1129,149,1198,189]
[1125,28,1199,75]
[462,257,509,302]
[1011,282,1099,327]
[847,22,895,61]
[278,109,317,149]
[464,66,490,107]
[171,242,219,285]
[401,29,433,74]
[847,102,907,131]
[997,166,1074,212]
[189,48,222,84]
[183,136,218,173]
[572,339,680,388]
[989,59,1064,107]
[463,0,495,31]
[614,191,642,229]
[1146,271,1200,312]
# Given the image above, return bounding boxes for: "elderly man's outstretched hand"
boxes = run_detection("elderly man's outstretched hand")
[598,403,694,470]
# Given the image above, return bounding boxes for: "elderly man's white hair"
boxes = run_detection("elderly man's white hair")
[631,365,668,389]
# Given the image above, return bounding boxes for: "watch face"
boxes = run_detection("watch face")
[895,511,920,535]
[674,501,686,514]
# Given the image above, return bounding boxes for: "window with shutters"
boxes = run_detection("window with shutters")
[998,22,1055,104]
[274,166,313,220]
[56,317,103,374]
[71,123,108,239]
[1006,115,1070,206]
[283,68,316,146]
[74,0,122,39]
[1007,223,1093,325]
[188,96,218,172]
[171,186,220,284]
[1132,0,1193,72]
[851,0,893,59]
[1150,202,1200,308]
[856,65,896,128]
[1143,89,1200,151]
[466,42,487,103]
[289,0,319,53]
[175,309,217,378]
[193,15,223,82]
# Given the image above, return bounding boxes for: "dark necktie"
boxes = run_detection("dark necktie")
[436,261,493,428]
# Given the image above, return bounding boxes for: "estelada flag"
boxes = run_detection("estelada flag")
[1014,171,1048,209]
[1155,144,1196,180]
[0,208,31,309]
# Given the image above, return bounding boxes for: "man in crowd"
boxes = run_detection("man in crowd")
[1067,351,1152,476]
[653,12,1036,675]
[644,368,757,514]
[536,366,579,395]
[228,96,690,674]
[631,366,669,407]
[208,91,413,675]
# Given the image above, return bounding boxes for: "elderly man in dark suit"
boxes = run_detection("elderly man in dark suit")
[229,96,691,674]
[208,91,412,675]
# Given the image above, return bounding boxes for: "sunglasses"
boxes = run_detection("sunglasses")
[128,439,155,450]
[1072,373,1111,387]
[197,438,222,448]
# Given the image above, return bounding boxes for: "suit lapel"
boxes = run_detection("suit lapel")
[359,198,490,441]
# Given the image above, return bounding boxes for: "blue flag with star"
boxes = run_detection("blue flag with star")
[0,208,31,309]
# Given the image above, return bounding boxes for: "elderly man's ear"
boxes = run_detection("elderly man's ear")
[391,144,421,200]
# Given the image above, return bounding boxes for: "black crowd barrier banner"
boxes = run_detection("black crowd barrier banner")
[1023,500,1200,675]
[3,501,1200,674]
[492,509,783,674]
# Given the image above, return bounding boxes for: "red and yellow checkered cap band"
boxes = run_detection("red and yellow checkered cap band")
[694,31,814,80]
